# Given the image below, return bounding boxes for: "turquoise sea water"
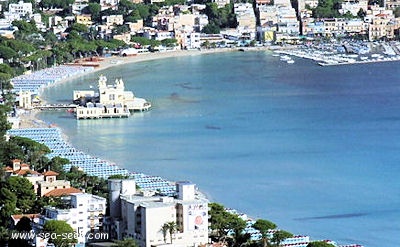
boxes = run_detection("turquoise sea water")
[39,51,400,246]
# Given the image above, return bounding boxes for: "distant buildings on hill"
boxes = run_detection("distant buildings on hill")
[0,0,399,47]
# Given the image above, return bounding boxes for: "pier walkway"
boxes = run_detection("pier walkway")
[33,104,77,110]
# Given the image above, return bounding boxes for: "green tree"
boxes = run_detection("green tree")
[0,73,13,97]
[8,136,51,170]
[0,46,17,61]
[125,9,142,23]
[271,230,293,247]
[3,176,36,213]
[357,8,367,18]
[161,38,177,47]
[12,20,39,36]
[209,202,247,245]
[115,238,139,247]
[6,39,35,56]
[119,0,135,12]
[0,226,10,246]
[83,2,101,22]
[43,220,77,247]
[307,241,336,247]
[68,23,89,34]
[47,156,70,179]
[312,0,341,18]
[113,24,130,35]
[253,219,277,247]
[136,4,151,20]
[202,22,221,34]
[394,7,400,18]
[15,216,32,232]
[0,187,17,225]
[0,64,16,76]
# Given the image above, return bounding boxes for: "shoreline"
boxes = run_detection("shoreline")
[15,48,240,205]
[20,47,266,128]
[11,47,371,246]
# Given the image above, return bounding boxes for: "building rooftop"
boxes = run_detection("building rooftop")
[42,170,59,176]
[44,187,81,197]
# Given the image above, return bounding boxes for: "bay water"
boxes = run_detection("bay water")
[39,51,400,246]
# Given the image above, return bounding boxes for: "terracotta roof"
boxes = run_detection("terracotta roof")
[376,13,387,17]
[11,214,40,221]
[20,164,30,168]
[11,159,21,163]
[42,170,59,176]
[4,166,13,172]
[14,170,29,175]
[44,187,81,197]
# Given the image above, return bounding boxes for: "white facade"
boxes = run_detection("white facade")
[8,1,32,19]
[38,193,106,245]
[104,14,124,26]
[183,32,201,49]
[155,31,174,40]
[100,0,119,10]
[109,180,209,247]
[213,0,230,8]
[72,0,89,14]
[339,0,368,16]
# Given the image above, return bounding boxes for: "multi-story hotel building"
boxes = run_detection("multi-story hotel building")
[37,193,106,245]
[108,179,209,247]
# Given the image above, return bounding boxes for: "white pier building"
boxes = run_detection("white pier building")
[73,75,151,119]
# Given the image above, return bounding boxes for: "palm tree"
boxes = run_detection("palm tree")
[160,223,169,243]
[167,221,178,244]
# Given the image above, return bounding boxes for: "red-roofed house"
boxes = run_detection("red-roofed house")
[44,187,82,197]
[4,159,44,193]
[37,170,77,197]
[11,214,40,226]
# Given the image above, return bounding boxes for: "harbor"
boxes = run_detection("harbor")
[274,41,400,66]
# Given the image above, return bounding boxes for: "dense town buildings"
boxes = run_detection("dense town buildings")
[0,0,399,47]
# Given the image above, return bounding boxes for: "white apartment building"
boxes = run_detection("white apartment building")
[37,193,107,245]
[180,32,201,49]
[155,30,175,40]
[235,3,257,31]
[5,1,32,21]
[259,5,279,25]
[274,0,292,7]
[8,1,32,16]
[213,0,230,8]
[100,0,119,10]
[277,6,300,34]
[297,0,318,10]
[108,179,209,247]
[103,14,124,26]
[339,0,368,16]
[72,0,89,15]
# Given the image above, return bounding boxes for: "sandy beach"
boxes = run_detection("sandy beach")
[16,47,250,129]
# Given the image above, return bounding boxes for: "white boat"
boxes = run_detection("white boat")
[280,55,291,61]
[286,59,295,64]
